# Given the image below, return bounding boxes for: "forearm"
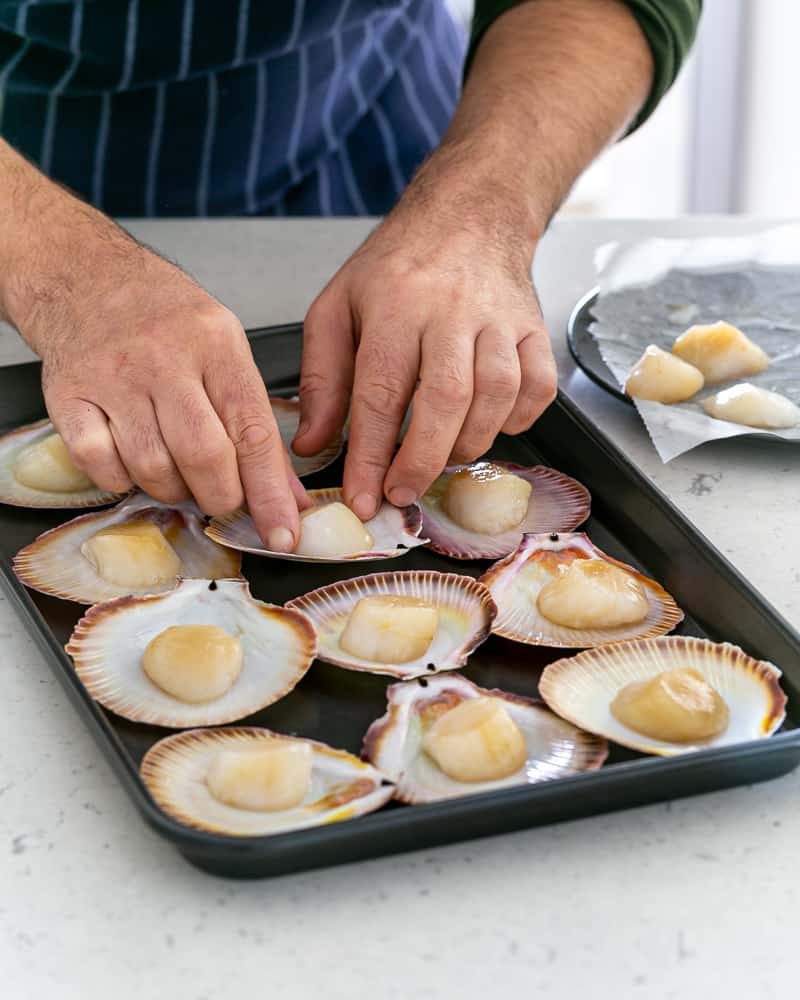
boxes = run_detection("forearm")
[404,0,653,256]
[0,139,140,341]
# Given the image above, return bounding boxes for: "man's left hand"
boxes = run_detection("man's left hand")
[292,154,557,521]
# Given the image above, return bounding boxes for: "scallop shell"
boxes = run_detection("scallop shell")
[13,492,241,604]
[479,532,682,647]
[141,727,393,837]
[205,488,427,563]
[272,397,343,478]
[0,419,123,509]
[539,636,787,756]
[286,571,496,678]
[419,462,591,560]
[363,673,608,804]
[66,578,316,727]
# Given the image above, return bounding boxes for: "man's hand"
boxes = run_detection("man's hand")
[294,153,557,521]
[295,0,653,519]
[0,142,305,551]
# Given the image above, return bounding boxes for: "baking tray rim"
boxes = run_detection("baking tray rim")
[567,286,631,403]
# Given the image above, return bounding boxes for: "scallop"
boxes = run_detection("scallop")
[624,345,704,403]
[285,571,496,678]
[539,636,787,756]
[205,488,427,563]
[362,673,607,804]
[701,383,800,429]
[13,492,241,604]
[0,419,122,508]
[66,578,316,727]
[479,532,682,647]
[672,322,769,384]
[272,396,343,478]
[140,727,393,837]
[420,461,591,560]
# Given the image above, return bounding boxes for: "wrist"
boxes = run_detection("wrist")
[0,146,139,350]
[402,131,550,266]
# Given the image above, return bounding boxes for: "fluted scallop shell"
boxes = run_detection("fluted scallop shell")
[479,532,682,647]
[272,397,343,478]
[539,636,787,756]
[205,488,427,563]
[0,419,123,509]
[140,727,393,837]
[13,492,241,604]
[286,571,496,678]
[419,462,591,560]
[66,578,316,727]
[363,673,608,804]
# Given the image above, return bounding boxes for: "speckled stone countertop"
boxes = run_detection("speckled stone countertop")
[2,218,798,1000]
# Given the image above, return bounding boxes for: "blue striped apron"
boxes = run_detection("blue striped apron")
[0,1,465,216]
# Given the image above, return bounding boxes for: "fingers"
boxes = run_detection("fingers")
[153,384,243,516]
[107,400,190,503]
[450,329,520,463]
[343,331,420,521]
[384,328,474,505]
[205,359,300,551]
[293,287,355,458]
[502,330,558,435]
[49,397,133,493]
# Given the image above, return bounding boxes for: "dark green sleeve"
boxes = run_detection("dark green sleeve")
[466,0,702,132]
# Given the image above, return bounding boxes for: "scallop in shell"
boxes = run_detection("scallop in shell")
[419,461,590,560]
[206,487,427,563]
[479,532,682,647]
[0,419,123,509]
[363,673,608,804]
[13,492,241,604]
[272,396,343,478]
[140,727,393,836]
[66,578,316,727]
[538,636,786,756]
[286,571,496,678]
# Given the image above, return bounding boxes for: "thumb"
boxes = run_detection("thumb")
[293,286,354,457]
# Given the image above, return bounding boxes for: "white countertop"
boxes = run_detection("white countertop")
[2,217,798,1000]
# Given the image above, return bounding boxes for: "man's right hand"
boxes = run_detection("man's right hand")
[0,141,305,551]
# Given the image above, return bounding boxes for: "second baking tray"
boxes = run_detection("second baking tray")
[2,322,800,879]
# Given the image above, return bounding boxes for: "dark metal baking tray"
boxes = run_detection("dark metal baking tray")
[2,322,799,880]
[567,288,631,403]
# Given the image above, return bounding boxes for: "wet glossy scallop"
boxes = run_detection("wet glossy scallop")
[479,532,682,647]
[362,673,608,803]
[205,488,427,563]
[419,461,590,560]
[66,578,316,727]
[13,492,241,604]
[286,570,496,678]
[0,419,123,508]
[140,727,394,836]
[539,636,786,756]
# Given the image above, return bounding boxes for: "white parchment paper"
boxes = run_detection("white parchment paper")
[589,225,800,461]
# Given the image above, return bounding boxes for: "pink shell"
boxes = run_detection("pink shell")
[420,462,590,560]
[479,532,683,648]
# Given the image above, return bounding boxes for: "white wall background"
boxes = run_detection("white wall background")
[738,0,800,214]
[447,0,797,220]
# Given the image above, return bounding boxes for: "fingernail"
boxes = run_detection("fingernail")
[295,420,309,440]
[267,526,295,553]
[351,492,378,521]
[388,486,417,508]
